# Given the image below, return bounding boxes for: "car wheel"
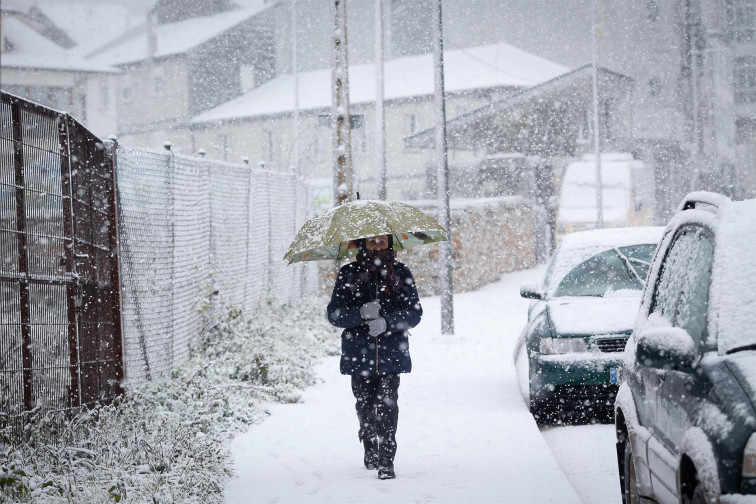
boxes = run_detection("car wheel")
[623,440,641,504]
[529,385,551,425]
[682,482,707,504]
[529,386,543,420]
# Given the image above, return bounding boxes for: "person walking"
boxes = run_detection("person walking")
[327,234,423,480]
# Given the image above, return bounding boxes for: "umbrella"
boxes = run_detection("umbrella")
[284,199,447,264]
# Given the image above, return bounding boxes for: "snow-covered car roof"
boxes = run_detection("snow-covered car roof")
[709,198,756,355]
[545,226,665,296]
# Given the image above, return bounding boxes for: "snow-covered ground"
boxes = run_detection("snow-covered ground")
[225,267,621,503]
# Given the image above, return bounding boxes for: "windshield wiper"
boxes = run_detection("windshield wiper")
[726,343,756,354]
[613,247,643,284]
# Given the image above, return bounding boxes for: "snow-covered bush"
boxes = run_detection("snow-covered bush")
[0,294,337,503]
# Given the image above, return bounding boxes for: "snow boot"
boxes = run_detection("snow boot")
[377,461,395,480]
[363,438,379,470]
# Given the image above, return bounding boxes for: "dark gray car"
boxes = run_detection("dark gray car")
[615,192,756,504]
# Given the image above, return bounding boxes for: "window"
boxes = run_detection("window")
[736,117,756,144]
[553,244,657,297]
[576,108,590,144]
[675,233,713,349]
[3,85,27,98]
[218,134,231,161]
[122,87,133,103]
[50,87,71,111]
[646,0,660,22]
[154,76,165,96]
[734,56,756,104]
[3,36,16,53]
[351,114,367,155]
[648,77,662,97]
[29,86,48,105]
[266,130,276,162]
[652,231,697,322]
[727,0,755,42]
[405,113,419,136]
[99,84,109,109]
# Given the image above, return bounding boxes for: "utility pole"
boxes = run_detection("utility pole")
[432,0,454,335]
[591,0,604,229]
[333,0,353,206]
[375,0,386,199]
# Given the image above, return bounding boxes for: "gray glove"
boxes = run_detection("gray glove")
[360,300,381,320]
[367,317,387,337]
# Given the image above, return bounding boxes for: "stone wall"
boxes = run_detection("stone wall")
[400,196,536,296]
[318,196,537,297]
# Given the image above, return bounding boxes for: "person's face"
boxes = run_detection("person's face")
[366,235,390,251]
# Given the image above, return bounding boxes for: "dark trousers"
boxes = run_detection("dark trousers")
[351,374,400,464]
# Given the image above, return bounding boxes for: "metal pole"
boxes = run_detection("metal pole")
[375,0,387,199]
[432,0,454,335]
[59,115,82,408]
[591,0,603,229]
[105,136,125,397]
[292,0,300,176]
[165,143,175,368]
[333,0,353,206]
[245,160,252,304]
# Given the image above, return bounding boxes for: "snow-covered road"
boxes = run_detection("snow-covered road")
[225,268,620,503]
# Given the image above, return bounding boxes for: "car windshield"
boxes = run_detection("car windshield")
[553,244,657,297]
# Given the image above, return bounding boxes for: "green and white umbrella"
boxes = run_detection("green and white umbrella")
[284,199,447,264]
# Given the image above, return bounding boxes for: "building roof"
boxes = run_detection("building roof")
[1,16,116,72]
[405,64,634,149]
[33,2,144,52]
[192,41,569,124]
[88,2,275,66]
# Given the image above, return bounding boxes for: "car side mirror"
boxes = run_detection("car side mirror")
[636,326,696,372]
[520,284,544,300]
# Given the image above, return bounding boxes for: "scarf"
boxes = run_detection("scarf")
[354,244,402,297]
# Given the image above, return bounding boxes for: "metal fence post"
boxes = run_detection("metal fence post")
[244,158,252,305]
[106,137,125,395]
[207,158,216,318]
[58,115,82,409]
[11,101,34,412]
[165,142,175,368]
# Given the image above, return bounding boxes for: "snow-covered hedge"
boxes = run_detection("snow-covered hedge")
[0,295,337,503]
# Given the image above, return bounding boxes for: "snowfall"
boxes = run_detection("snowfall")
[225,266,621,504]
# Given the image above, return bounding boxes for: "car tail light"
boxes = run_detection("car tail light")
[744,434,756,478]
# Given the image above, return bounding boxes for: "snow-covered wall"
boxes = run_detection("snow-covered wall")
[401,196,536,295]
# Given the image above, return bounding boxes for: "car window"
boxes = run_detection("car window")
[651,231,697,324]
[615,244,657,280]
[674,233,713,351]
[553,245,654,297]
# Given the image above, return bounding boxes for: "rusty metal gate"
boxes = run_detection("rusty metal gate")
[0,91,124,421]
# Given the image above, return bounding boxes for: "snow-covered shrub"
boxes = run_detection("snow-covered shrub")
[0,294,337,503]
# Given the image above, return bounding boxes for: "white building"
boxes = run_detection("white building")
[189,41,569,200]
[0,2,143,137]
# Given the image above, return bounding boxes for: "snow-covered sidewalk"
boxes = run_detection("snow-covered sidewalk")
[225,268,582,503]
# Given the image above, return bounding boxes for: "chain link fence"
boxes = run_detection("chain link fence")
[115,146,316,383]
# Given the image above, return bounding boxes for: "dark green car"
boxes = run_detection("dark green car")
[616,192,756,504]
[520,226,663,424]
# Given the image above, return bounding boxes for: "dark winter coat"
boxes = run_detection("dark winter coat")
[327,260,422,377]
